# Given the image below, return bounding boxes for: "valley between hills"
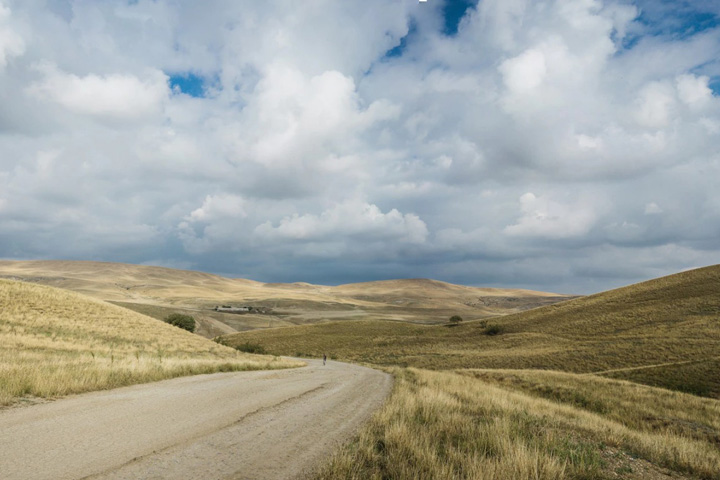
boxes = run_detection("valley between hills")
[1,260,719,479]
[0,259,575,337]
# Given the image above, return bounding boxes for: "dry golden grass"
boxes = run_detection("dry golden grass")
[462,369,720,446]
[5,261,719,479]
[0,260,570,332]
[228,265,720,397]
[0,279,302,406]
[316,369,720,480]
[109,301,298,338]
[600,359,720,398]
[232,266,720,479]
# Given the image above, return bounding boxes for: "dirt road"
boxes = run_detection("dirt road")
[0,360,392,480]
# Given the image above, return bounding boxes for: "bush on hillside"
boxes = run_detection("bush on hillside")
[234,342,267,354]
[484,324,504,336]
[163,313,196,332]
[449,315,463,324]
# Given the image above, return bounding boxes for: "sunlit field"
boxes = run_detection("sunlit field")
[316,369,720,480]
[229,266,720,479]
[0,279,302,406]
[226,265,720,396]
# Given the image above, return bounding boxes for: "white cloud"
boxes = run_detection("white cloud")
[475,0,529,51]
[644,202,663,215]
[0,0,719,291]
[0,3,24,69]
[176,194,250,254]
[601,3,639,43]
[245,64,398,167]
[255,201,428,245]
[187,194,247,223]
[635,81,676,128]
[576,134,603,150]
[504,193,597,238]
[676,74,713,110]
[499,49,547,93]
[27,64,169,119]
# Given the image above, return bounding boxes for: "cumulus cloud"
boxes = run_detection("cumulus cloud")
[504,193,598,239]
[676,74,713,110]
[244,65,398,167]
[1,0,720,292]
[499,48,547,93]
[187,194,247,223]
[27,64,169,119]
[177,194,250,254]
[634,81,677,128]
[176,197,428,263]
[0,3,24,69]
[255,201,428,245]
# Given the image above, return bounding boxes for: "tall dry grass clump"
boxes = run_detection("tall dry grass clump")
[464,369,720,443]
[316,369,720,480]
[0,279,302,406]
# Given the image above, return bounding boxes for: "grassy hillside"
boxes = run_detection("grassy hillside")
[0,279,302,406]
[225,265,720,396]
[0,260,572,336]
[221,265,720,479]
[316,369,720,480]
[4,261,717,479]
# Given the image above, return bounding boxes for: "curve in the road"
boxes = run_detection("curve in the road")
[0,359,392,480]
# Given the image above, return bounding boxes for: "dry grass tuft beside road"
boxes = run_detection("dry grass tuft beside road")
[316,368,720,480]
[0,279,302,406]
[463,369,720,447]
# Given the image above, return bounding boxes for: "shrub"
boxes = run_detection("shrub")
[449,315,463,324]
[234,342,267,354]
[163,313,196,332]
[484,324,504,336]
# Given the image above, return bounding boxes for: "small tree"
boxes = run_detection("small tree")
[164,313,196,332]
[449,315,463,325]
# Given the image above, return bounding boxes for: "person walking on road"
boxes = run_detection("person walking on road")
[323,353,327,366]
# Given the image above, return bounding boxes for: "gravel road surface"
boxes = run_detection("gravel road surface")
[0,359,392,480]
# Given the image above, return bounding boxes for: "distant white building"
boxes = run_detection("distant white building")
[214,306,251,313]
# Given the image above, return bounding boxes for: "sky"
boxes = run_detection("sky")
[0,0,719,294]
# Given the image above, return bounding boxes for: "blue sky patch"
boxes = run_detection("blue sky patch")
[709,77,720,96]
[169,72,205,98]
[385,21,417,58]
[634,0,720,40]
[442,0,476,36]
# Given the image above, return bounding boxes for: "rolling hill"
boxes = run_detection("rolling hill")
[0,260,573,337]
[229,265,720,480]
[3,260,719,479]
[225,264,720,397]
[0,278,300,406]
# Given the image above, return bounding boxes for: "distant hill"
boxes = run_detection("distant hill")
[0,260,264,303]
[226,265,720,398]
[0,260,573,337]
[330,277,567,308]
